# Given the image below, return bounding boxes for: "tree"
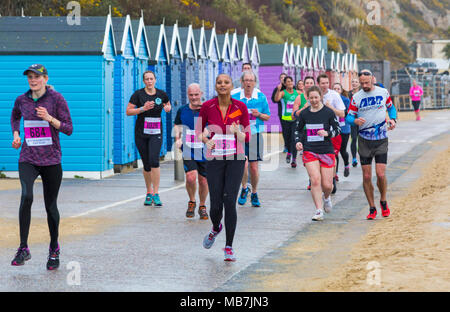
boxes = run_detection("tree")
[442,43,450,60]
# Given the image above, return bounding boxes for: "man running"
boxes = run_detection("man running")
[317,74,346,194]
[174,83,209,219]
[271,73,287,152]
[348,77,360,167]
[346,69,397,220]
[233,71,271,207]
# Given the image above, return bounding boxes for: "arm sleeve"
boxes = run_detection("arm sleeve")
[56,94,73,136]
[129,91,139,106]
[328,114,341,138]
[271,87,278,103]
[409,87,414,96]
[346,97,358,126]
[295,113,306,144]
[11,98,22,134]
[240,104,251,143]
[174,107,182,125]
[261,94,270,116]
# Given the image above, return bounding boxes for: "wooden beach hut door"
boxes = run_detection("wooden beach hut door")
[104,60,114,171]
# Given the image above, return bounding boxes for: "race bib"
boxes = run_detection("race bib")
[306,124,325,142]
[143,117,161,135]
[208,134,236,157]
[248,109,256,126]
[185,129,203,149]
[414,90,420,97]
[286,101,294,113]
[24,120,52,146]
[339,117,346,127]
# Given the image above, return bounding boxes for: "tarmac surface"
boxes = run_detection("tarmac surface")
[0,110,449,291]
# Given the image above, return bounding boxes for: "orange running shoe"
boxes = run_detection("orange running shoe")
[366,207,377,220]
[380,201,390,217]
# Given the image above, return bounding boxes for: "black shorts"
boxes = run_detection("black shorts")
[412,100,421,111]
[358,136,388,165]
[245,133,264,162]
[183,159,207,177]
[135,134,162,171]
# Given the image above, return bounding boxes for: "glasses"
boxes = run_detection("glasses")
[243,79,255,82]
[358,71,372,77]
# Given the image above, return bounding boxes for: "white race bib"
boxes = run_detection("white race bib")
[306,124,325,142]
[209,134,236,156]
[143,117,161,135]
[185,129,203,149]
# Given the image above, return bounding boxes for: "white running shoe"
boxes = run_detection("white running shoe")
[323,195,333,213]
[312,209,324,221]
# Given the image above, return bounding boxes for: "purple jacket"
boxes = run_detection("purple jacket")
[11,86,73,166]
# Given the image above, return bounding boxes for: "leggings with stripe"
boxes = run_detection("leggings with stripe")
[206,159,245,247]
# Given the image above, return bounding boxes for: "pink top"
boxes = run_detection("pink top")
[410,86,423,101]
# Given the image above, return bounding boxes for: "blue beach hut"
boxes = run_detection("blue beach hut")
[230,31,242,88]
[217,32,232,76]
[250,35,261,80]
[145,23,170,156]
[205,26,220,100]
[193,26,208,101]
[111,15,137,167]
[0,15,116,179]
[178,24,198,107]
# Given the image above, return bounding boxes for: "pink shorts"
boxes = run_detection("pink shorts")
[303,151,336,168]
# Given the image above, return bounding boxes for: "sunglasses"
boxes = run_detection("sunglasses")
[358,72,372,77]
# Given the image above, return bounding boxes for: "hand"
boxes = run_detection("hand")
[163,102,171,113]
[354,117,366,126]
[36,106,51,122]
[12,136,21,149]
[143,101,154,111]
[250,109,260,117]
[387,119,396,130]
[205,139,215,150]
[229,121,240,134]
[296,142,303,151]
[277,83,283,90]
[317,130,328,137]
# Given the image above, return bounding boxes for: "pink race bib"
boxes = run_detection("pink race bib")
[24,120,52,146]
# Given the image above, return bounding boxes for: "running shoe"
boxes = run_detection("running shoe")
[223,246,236,262]
[251,193,261,207]
[153,193,162,206]
[198,205,209,220]
[286,153,291,164]
[291,159,297,168]
[380,201,390,218]
[11,247,31,266]
[352,158,358,167]
[366,207,377,220]
[203,223,223,249]
[323,196,332,213]
[331,177,337,194]
[47,245,60,270]
[416,116,421,121]
[238,187,249,205]
[307,180,311,191]
[186,201,196,218]
[335,174,339,182]
[312,209,324,221]
[344,166,350,177]
[144,193,153,206]
[283,147,288,153]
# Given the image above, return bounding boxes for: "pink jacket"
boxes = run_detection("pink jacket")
[410,86,423,101]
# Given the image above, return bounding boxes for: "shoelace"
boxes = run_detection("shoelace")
[224,248,234,255]
[15,248,26,257]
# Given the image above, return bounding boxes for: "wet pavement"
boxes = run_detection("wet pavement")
[0,110,449,291]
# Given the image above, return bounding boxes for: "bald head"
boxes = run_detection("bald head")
[187,83,203,109]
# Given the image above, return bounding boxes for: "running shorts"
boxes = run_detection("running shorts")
[183,159,207,177]
[358,136,388,165]
[245,133,264,162]
[302,151,335,168]
[331,135,342,156]
[412,100,421,111]
[135,134,162,171]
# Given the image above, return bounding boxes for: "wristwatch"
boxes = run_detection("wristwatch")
[139,106,144,113]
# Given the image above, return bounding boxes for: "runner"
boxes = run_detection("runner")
[296,79,305,95]
[198,73,250,261]
[409,79,423,121]
[274,76,299,168]
[233,71,270,207]
[10,64,73,270]
[333,82,351,178]
[348,77,360,167]
[232,62,257,90]
[174,83,209,219]
[346,69,397,220]
[292,76,313,119]
[317,74,346,194]
[271,73,288,153]
[127,70,171,207]
[294,86,341,221]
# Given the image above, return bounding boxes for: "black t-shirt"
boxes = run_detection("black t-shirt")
[295,105,341,155]
[129,88,170,137]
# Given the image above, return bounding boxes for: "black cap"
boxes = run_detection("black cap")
[23,64,48,76]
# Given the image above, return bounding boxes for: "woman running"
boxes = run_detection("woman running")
[409,80,423,121]
[333,82,351,178]
[295,86,341,221]
[11,64,73,270]
[198,74,250,261]
[348,78,360,167]
[274,76,299,168]
[127,70,171,206]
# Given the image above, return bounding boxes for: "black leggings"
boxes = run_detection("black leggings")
[206,159,245,247]
[135,135,162,171]
[280,119,297,159]
[337,133,350,172]
[350,125,358,159]
[18,162,62,250]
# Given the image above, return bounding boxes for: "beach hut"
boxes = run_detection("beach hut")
[217,32,232,76]
[0,15,116,179]
[304,47,314,78]
[230,31,242,86]
[340,53,350,91]
[250,35,261,81]
[313,48,320,81]
[294,45,303,83]
[145,23,170,156]
[193,25,208,101]
[178,25,198,107]
[111,16,137,167]
[288,43,296,79]
[131,16,151,91]
[301,46,309,80]
[205,26,221,100]
[325,51,337,86]
[319,49,326,75]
